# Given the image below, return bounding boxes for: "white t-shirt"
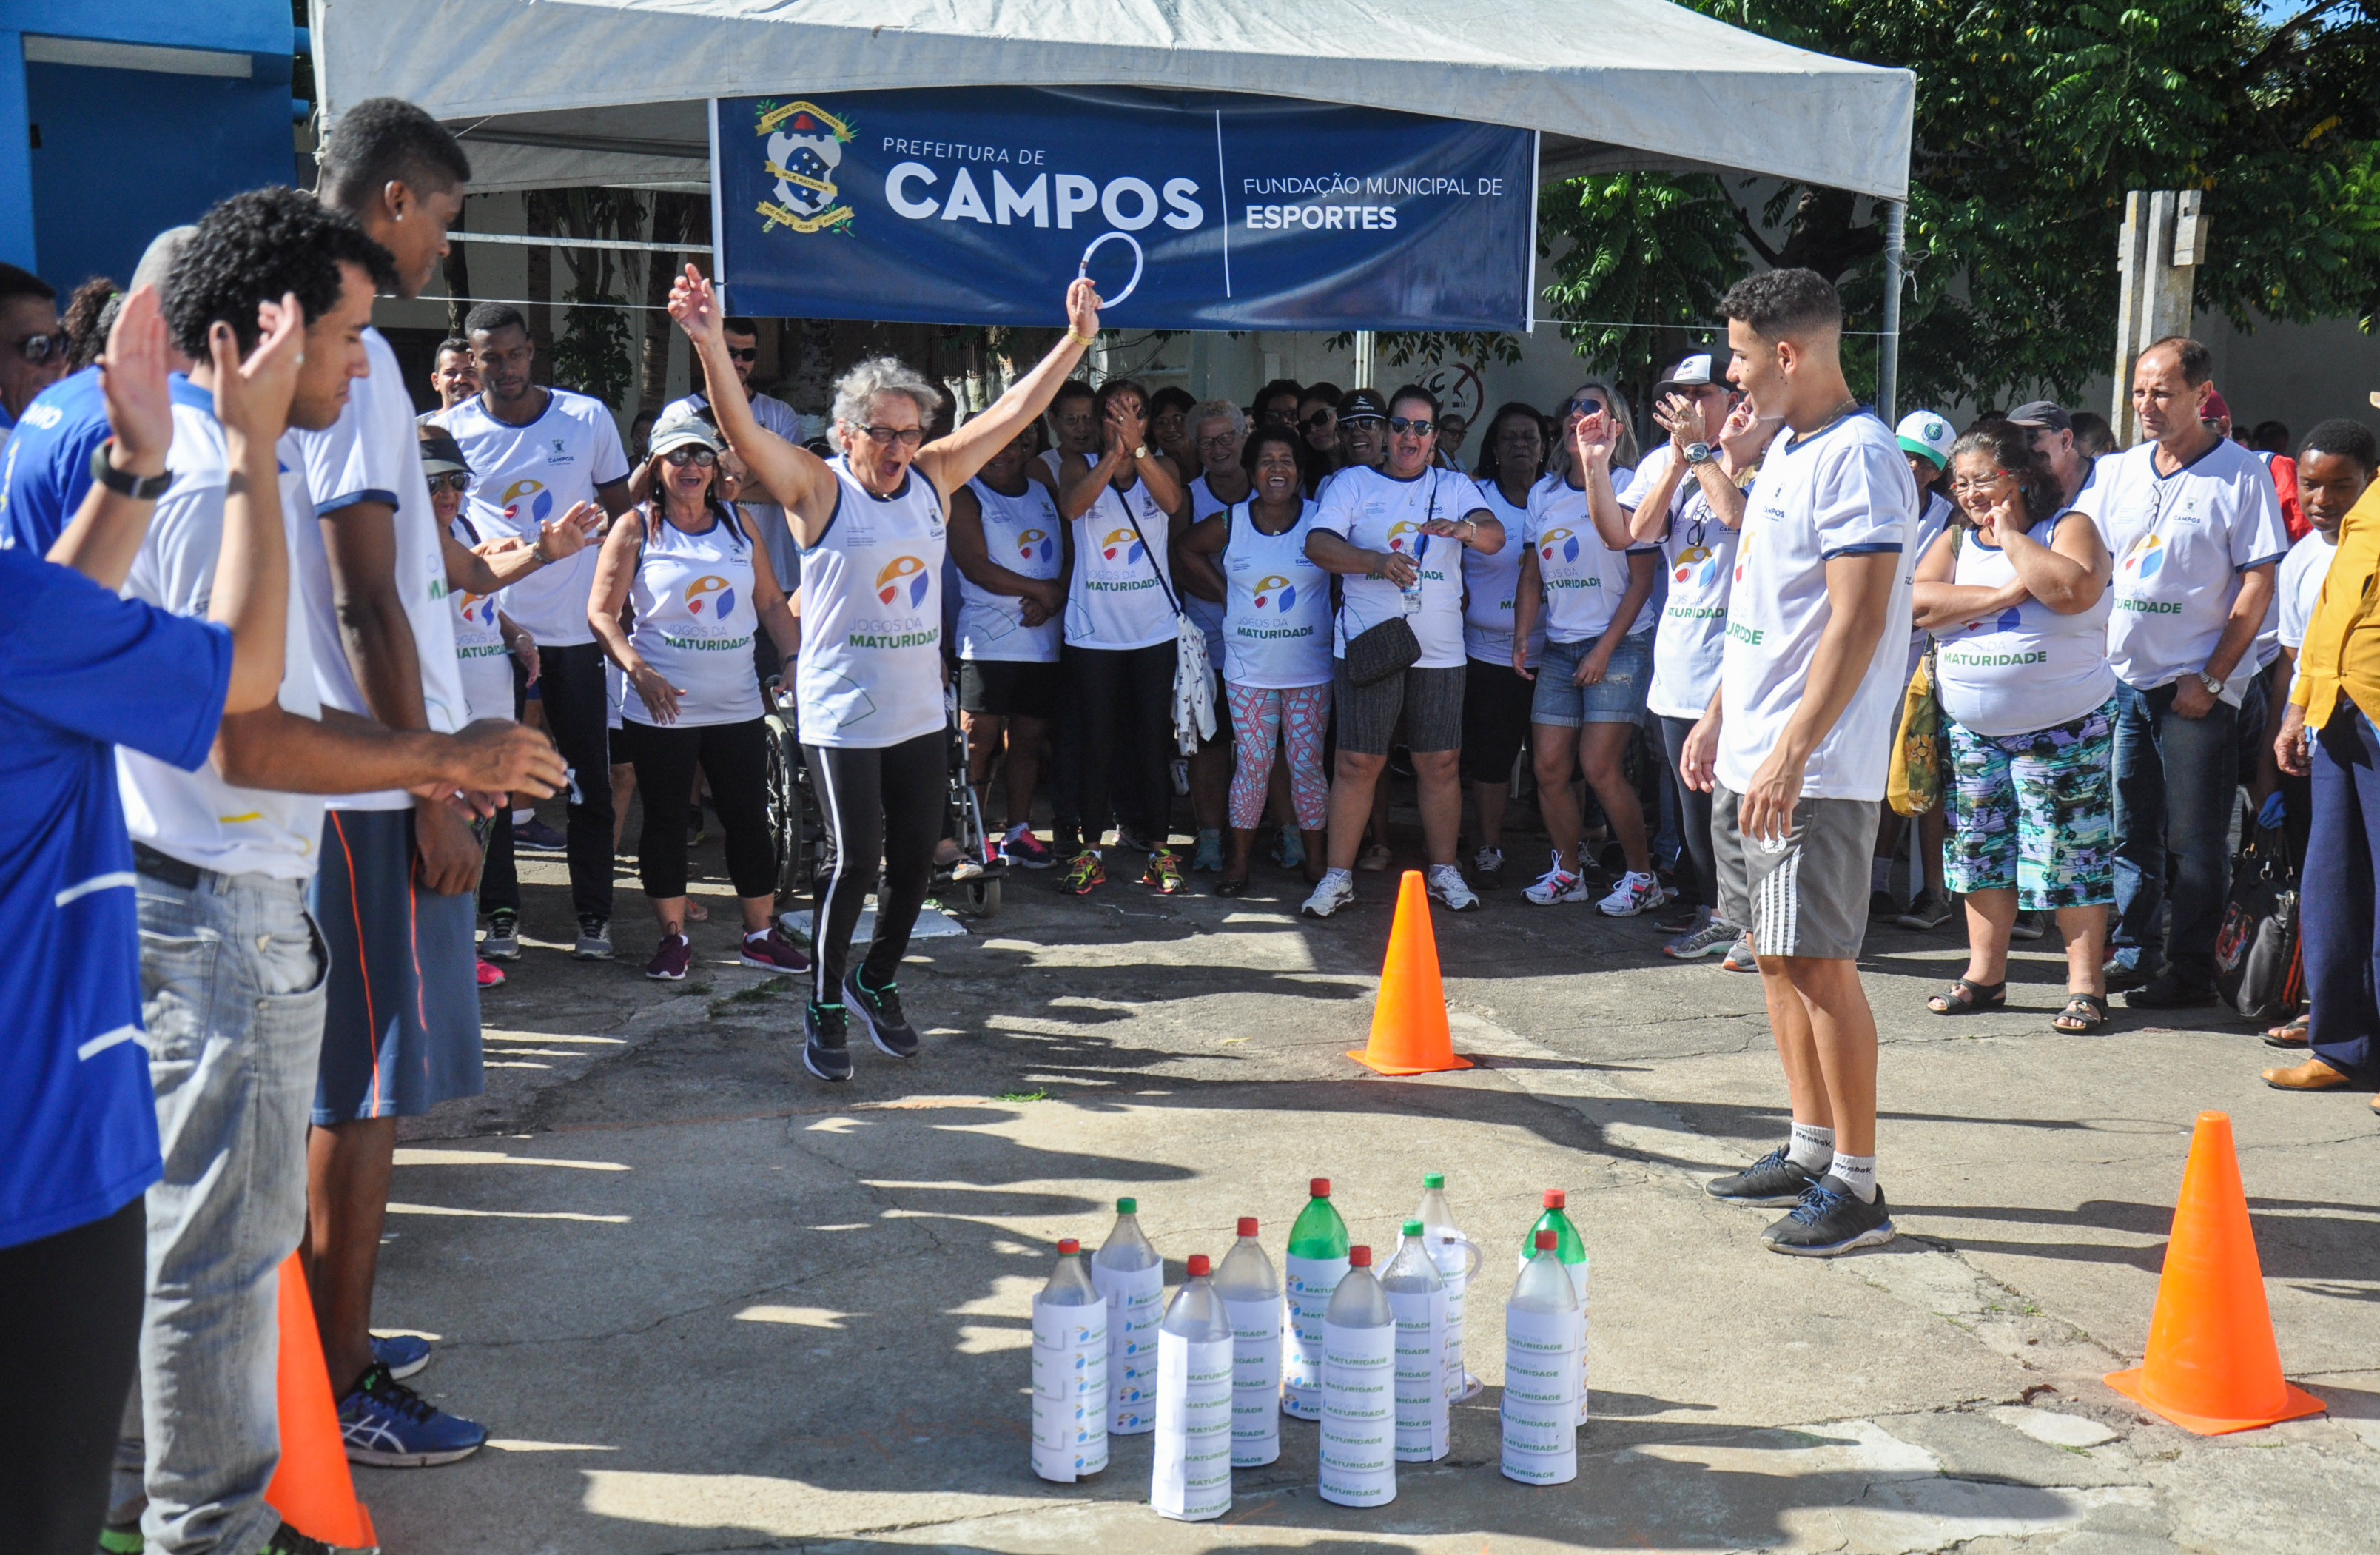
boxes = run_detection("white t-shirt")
[1220,500,1333,689]
[431,389,629,647]
[1623,448,1740,720]
[1461,477,1544,668]
[118,383,326,879]
[665,388,804,589]
[955,475,1064,663]
[2071,437,2288,703]
[2278,528,2338,653]
[1183,473,1237,665]
[1932,513,2117,738]
[1716,412,1917,801]
[1311,463,1488,670]
[292,328,469,811]
[1525,471,1654,645]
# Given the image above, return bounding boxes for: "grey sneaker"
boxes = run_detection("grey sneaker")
[573,915,613,960]
[1895,890,1955,931]
[1720,930,1760,973]
[1472,845,1507,890]
[1764,1177,1897,1256]
[1706,1146,1821,1206]
[480,909,520,962]
[1663,912,1739,960]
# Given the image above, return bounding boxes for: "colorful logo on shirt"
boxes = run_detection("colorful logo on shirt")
[1017,527,1055,563]
[875,554,930,606]
[1963,606,2024,634]
[457,591,498,629]
[500,478,554,525]
[1735,529,1755,583]
[1674,543,1722,589]
[1100,528,1146,566]
[1252,574,1300,612]
[1539,527,1582,565]
[2122,533,2165,581]
[1386,520,1422,554]
[685,574,736,619]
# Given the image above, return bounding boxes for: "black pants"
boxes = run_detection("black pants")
[806,728,944,1005]
[617,717,776,900]
[1066,640,1177,851]
[1659,713,1718,911]
[539,642,615,921]
[0,1199,145,1555]
[476,655,533,917]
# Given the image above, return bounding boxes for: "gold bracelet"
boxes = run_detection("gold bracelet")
[1066,329,1097,349]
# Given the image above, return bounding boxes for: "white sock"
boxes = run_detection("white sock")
[1870,857,1891,892]
[514,807,534,827]
[1323,867,1354,888]
[1786,1122,1834,1172]
[1830,1152,1878,1202]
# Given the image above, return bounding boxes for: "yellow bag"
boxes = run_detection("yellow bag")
[1888,649,1945,816]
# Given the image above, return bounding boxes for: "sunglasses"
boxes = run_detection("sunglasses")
[726,347,759,363]
[663,446,718,467]
[1388,416,1435,437]
[1302,409,1337,430]
[11,332,64,365]
[426,471,474,494]
[859,424,927,447]
[1569,397,1606,417]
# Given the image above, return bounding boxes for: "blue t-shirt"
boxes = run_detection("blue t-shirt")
[0,545,232,1249]
[0,366,110,557]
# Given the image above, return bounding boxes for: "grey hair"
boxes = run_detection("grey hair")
[1189,397,1246,443]
[830,356,944,446]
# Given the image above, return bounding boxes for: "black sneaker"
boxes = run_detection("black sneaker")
[2008,909,2047,941]
[1705,1146,1820,1207]
[846,972,921,1058]
[481,909,521,961]
[2125,973,2217,1010]
[1764,1176,1897,1256]
[804,1001,853,1081]
[260,1523,335,1555]
[2103,957,2154,993]
[1868,889,1900,921]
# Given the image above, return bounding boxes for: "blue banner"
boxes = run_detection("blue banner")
[711,87,1536,332]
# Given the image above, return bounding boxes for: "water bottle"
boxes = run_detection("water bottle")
[1029,1238,1109,1482]
[1399,532,1428,616]
[1415,1172,1484,1400]
[1283,1177,1350,1420]
[1092,1197,1164,1434]
[1501,1229,1581,1486]
[1379,1221,1450,1463]
[1211,1216,1283,1467]
[1516,1189,1591,1423]
[1318,1246,1396,1507]
[1152,1254,1234,1521]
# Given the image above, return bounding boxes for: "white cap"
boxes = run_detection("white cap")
[1895,409,1955,470]
[649,400,723,458]
[1652,354,1717,397]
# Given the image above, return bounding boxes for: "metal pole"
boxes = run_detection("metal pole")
[1877,199,1905,423]
[1354,330,1376,390]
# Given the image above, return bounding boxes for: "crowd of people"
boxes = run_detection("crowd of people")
[4,83,2380,1555]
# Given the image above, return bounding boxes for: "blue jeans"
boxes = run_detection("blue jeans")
[2111,681,2239,987]
[114,868,326,1555]
[2307,702,2380,1082]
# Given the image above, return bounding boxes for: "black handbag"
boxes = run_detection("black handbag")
[1341,487,1430,687]
[2216,812,2302,1024]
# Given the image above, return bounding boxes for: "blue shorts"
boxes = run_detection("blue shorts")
[310,809,483,1123]
[1530,631,1653,728]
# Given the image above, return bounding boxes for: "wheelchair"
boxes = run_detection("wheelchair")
[938,687,1003,918]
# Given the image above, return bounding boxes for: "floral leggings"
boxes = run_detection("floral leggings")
[1226,681,1331,830]
[1944,698,2117,910]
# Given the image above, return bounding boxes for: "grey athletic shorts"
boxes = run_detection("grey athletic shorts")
[1712,784,1878,961]
[1332,659,1465,756]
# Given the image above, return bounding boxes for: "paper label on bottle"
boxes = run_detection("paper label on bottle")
[1152,1331,1234,1521]
[1029,1306,1110,1482]
[1427,1237,1472,1399]
[1220,1295,1283,1465]
[1092,1261,1166,1434]
[1319,1318,1396,1503]
[1282,1255,1348,1418]
[1505,1306,1579,1408]
[1030,1297,1108,1354]
[1387,1287,1449,1462]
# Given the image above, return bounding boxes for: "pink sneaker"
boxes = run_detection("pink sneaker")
[474,958,506,988]
[739,927,811,973]
[1001,824,1055,870]
[645,933,693,981]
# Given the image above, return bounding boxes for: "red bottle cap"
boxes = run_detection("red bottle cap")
[1535,1229,1557,1251]
[1311,1177,1331,1198]
[1349,1245,1372,1267]
[1187,1255,1211,1277]
[1058,1238,1080,1255]
[1544,1189,1567,1209]
[1237,1216,1259,1237]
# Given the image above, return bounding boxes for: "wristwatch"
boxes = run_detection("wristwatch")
[90,440,172,501]
[1684,442,1716,466]
[1133,443,1149,460]
[2199,673,2225,697]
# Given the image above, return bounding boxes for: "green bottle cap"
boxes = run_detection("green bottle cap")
[1117,1197,1137,1214]
[1422,1172,1445,1189]
[1402,1218,1425,1235]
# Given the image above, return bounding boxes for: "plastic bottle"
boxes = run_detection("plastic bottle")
[1516,1189,1590,1422]
[1317,1245,1396,1507]
[1029,1238,1109,1482]
[1283,1177,1351,1420]
[1414,1172,1483,1400]
[1379,1220,1450,1463]
[1092,1197,1164,1434]
[1152,1255,1234,1521]
[1501,1229,1581,1486]
[1211,1216,1283,1467]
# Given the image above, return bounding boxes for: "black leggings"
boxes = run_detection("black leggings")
[1659,713,1718,911]
[805,728,945,1005]
[539,641,616,921]
[1066,640,1177,850]
[617,717,775,900]
[0,1198,146,1555]
[477,655,531,918]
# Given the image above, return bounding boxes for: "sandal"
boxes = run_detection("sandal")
[1926,977,2007,1015]
[2052,993,2110,1032]
[2264,1020,2310,1049]
[1214,873,1250,897]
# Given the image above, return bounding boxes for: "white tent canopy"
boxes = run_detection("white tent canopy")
[311,0,1914,201]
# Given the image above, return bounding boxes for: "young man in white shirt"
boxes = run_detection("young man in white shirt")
[1680,269,1916,1257]
[2071,337,2287,1007]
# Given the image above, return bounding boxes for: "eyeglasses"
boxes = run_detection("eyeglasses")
[1388,416,1436,437]
[11,332,63,365]
[726,347,759,363]
[1302,410,1336,431]
[1568,396,1605,417]
[663,446,719,467]
[859,424,927,447]
[1197,432,1241,451]
[1948,474,2013,494]
[426,471,474,494]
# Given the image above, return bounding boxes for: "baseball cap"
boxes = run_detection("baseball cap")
[1894,410,1955,471]
[1337,387,1388,423]
[649,400,724,457]
[2006,400,2074,435]
[1652,353,1718,400]
[417,426,471,478]
[2202,387,2233,423]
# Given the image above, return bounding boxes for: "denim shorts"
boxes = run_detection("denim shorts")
[1530,631,1653,728]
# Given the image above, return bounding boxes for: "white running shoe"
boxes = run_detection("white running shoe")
[1524,852,1590,905]
[1300,871,1357,919]
[1597,869,1666,917]
[1426,864,1480,912]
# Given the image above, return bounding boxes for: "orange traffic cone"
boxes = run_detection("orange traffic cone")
[1348,870,1473,1075]
[265,1252,377,1549]
[2104,1110,2326,1435]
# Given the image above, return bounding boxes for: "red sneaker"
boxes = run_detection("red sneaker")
[474,958,506,988]
[739,927,811,973]
[645,933,693,981]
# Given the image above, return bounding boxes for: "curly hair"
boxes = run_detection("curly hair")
[62,275,121,373]
[1188,397,1246,446]
[1240,423,1309,489]
[830,356,943,440]
[316,97,471,212]
[1720,267,1841,338]
[166,187,398,358]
